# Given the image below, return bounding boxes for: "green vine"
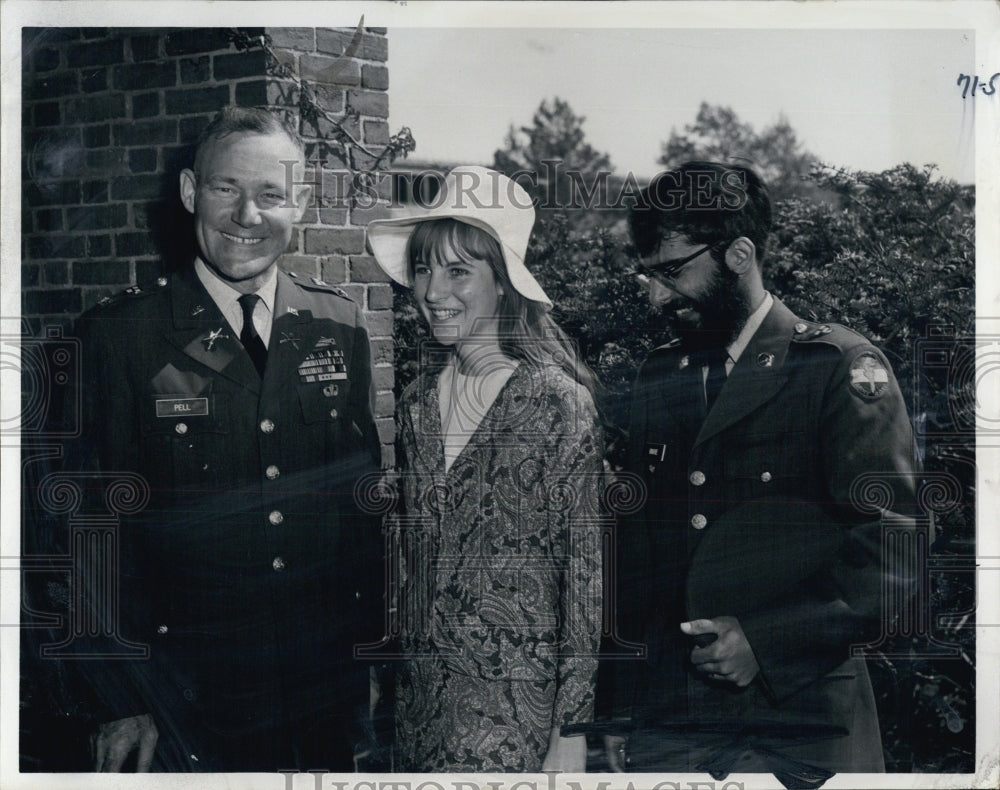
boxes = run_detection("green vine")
[228,28,415,177]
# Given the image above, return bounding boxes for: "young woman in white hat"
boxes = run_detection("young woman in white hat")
[368,166,604,772]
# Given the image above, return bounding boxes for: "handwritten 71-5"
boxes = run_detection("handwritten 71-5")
[957,72,999,99]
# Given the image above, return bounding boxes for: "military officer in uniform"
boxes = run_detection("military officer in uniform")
[66,107,383,772]
[601,162,919,784]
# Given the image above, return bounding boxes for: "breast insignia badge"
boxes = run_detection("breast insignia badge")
[279,331,301,350]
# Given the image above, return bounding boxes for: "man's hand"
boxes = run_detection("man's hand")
[682,616,760,687]
[92,714,158,772]
[603,735,628,771]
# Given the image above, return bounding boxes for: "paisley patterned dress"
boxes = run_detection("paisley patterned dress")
[393,362,605,772]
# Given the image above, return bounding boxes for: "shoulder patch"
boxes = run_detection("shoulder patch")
[849,352,890,400]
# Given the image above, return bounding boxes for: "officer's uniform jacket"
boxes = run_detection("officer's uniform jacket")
[613,297,918,773]
[69,266,382,766]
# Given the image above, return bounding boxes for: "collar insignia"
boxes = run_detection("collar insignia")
[203,327,229,352]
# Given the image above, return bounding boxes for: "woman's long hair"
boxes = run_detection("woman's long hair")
[407,219,600,403]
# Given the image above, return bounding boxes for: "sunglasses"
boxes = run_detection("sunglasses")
[635,241,728,285]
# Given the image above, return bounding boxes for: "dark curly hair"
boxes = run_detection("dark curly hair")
[630,161,773,266]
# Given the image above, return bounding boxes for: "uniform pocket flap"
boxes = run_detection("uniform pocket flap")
[298,381,350,424]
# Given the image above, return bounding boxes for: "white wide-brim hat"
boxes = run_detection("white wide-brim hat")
[367,165,551,308]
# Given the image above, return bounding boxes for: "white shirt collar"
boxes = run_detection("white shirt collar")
[727,291,773,365]
[194,257,277,331]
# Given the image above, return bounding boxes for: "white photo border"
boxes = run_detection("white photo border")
[2,2,997,789]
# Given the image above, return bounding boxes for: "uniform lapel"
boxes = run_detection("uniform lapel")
[164,267,261,395]
[265,272,319,387]
[630,348,704,474]
[695,299,796,447]
[661,353,709,437]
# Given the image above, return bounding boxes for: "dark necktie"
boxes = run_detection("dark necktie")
[695,347,729,412]
[237,293,267,378]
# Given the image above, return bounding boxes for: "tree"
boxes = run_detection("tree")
[660,102,821,203]
[768,163,974,390]
[493,97,615,228]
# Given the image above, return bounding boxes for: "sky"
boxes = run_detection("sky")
[388,27,978,183]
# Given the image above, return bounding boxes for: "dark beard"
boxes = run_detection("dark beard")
[664,263,752,353]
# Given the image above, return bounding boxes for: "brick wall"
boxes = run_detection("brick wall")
[21,26,396,459]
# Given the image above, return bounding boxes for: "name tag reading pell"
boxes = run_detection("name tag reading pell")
[156,398,209,417]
